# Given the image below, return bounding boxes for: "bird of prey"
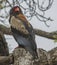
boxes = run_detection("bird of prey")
[9,6,38,59]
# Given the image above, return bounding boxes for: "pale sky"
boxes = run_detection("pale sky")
[4,0,57,53]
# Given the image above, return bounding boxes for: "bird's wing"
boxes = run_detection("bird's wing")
[16,14,35,39]
[10,16,29,35]
[13,33,37,58]
[16,14,32,27]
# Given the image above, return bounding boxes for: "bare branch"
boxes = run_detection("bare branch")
[0,55,13,64]
[0,25,12,35]
[37,0,54,11]
[0,0,54,26]
[0,56,10,63]
[0,24,57,40]
[6,0,12,7]
[34,29,57,40]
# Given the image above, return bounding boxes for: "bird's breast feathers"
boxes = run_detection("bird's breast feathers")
[10,16,30,35]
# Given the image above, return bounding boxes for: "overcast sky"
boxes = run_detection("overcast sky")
[4,0,57,53]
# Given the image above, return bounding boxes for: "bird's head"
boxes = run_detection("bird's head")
[9,6,27,22]
[10,6,23,16]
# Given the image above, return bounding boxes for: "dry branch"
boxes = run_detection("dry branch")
[0,24,57,40]
[0,31,9,56]
[0,56,10,63]
[0,25,12,35]
[0,55,13,64]
[34,29,57,40]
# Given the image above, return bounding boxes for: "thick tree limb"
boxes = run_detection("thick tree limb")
[0,25,12,35]
[0,24,57,40]
[0,31,9,56]
[34,29,57,40]
[0,55,13,64]
[0,56,10,63]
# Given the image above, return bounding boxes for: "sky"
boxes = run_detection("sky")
[3,0,57,53]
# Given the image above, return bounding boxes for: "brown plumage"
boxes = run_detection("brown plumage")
[9,6,38,59]
[10,16,29,35]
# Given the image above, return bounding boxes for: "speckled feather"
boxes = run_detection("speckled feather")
[9,6,38,59]
[10,16,29,35]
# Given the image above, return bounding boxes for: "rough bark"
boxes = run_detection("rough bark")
[48,47,57,65]
[0,47,57,65]
[10,47,57,65]
[13,47,39,65]
[12,47,51,65]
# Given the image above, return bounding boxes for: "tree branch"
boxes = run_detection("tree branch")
[0,24,57,40]
[0,56,10,63]
[0,55,13,64]
[0,25,12,35]
[0,31,9,56]
[34,29,57,40]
